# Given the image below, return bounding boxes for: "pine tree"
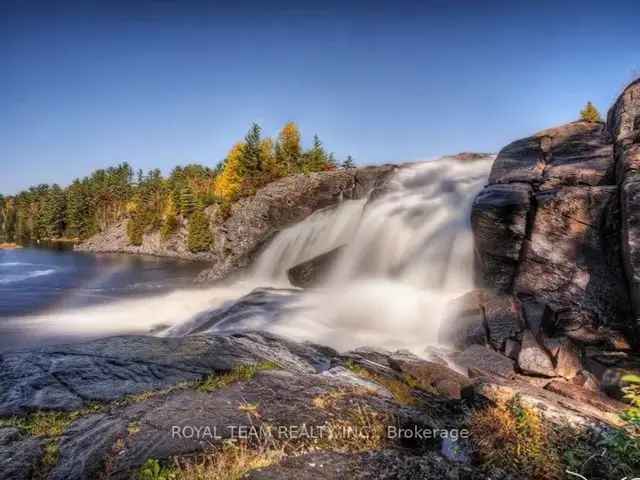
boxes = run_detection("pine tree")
[275,122,302,174]
[180,185,197,218]
[342,155,356,169]
[303,134,329,173]
[241,123,263,178]
[187,210,213,253]
[580,101,602,123]
[42,184,67,238]
[127,217,144,246]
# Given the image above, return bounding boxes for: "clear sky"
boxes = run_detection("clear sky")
[2,0,639,194]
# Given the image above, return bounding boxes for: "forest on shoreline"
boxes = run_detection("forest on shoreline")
[0,122,355,252]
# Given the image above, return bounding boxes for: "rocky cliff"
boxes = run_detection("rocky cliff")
[77,166,396,280]
[465,80,640,404]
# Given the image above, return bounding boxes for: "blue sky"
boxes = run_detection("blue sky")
[2,0,639,194]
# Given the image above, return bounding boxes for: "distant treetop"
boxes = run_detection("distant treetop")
[580,101,602,123]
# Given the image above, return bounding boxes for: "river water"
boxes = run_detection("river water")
[0,247,205,350]
[0,158,493,353]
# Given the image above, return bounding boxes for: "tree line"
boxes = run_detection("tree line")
[0,122,356,252]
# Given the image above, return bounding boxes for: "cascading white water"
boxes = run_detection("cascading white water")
[11,157,492,353]
[243,157,494,351]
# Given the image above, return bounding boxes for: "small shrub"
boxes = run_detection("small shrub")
[138,458,176,480]
[127,217,144,246]
[187,210,213,253]
[0,410,83,437]
[173,439,284,480]
[160,213,178,241]
[344,360,417,406]
[580,101,602,122]
[598,374,640,474]
[198,362,278,393]
[469,395,565,479]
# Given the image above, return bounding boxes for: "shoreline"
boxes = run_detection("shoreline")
[0,242,22,250]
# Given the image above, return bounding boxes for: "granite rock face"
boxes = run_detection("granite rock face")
[473,120,631,336]
[0,332,337,417]
[608,79,640,325]
[77,166,397,281]
[465,82,640,405]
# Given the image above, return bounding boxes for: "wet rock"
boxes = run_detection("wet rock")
[438,290,487,349]
[166,288,303,337]
[287,246,346,288]
[451,345,516,379]
[471,183,532,291]
[520,297,548,335]
[484,294,524,351]
[518,331,556,377]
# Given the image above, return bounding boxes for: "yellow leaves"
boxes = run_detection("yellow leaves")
[214,143,246,202]
[277,122,302,174]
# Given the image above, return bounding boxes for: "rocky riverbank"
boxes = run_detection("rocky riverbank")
[0,331,633,480]
[76,166,397,279]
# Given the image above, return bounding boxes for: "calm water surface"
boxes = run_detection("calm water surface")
[0,247,205,350]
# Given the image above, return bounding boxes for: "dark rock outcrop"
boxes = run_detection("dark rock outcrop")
[0,332,627,480]
[0,332,336,417]
[466,81,640,404]
[473,120,631,337]
[286,245,346,288]
[608,79,640,326]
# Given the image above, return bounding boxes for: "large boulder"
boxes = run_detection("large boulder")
[608,80,640,325]
[287,246,346,288]
[517,331,556,377]
[438,290,487,349]
[472,117,634,340]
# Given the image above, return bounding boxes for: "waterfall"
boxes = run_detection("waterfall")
[12,157,493,354]
[244,157,494,351]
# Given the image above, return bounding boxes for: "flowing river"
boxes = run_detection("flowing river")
[0,157,492,353]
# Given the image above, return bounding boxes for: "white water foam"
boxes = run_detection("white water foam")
[10,158,493,353]
[0,269,57,285]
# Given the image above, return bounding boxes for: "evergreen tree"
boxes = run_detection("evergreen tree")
[241,123,263,177]
[580,101,602,122]
[42,184,67,238]
[303,135,329,173]
[342,155,356,169]
[275,122,302,174]
[127,217,144,246]
[180,185,197,218]
[187,210,213,253]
